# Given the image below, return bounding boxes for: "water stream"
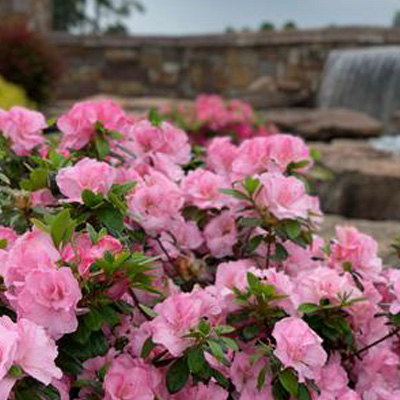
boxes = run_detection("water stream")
[318,46,400,132]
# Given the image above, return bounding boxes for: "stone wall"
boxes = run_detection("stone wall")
[52,27,400,107]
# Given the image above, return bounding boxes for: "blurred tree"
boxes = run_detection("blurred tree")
[52,0,145,34]
[283,20,297,30]
[105,22,129,35]
[393,10,400,27]
[259,21,275,32]
[53,0,87,32]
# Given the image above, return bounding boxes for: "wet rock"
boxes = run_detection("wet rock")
[262,108,383,140]
[313,140,400,220]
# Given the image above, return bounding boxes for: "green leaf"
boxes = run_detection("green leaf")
[248,235,264,253]
[50,209,75,248]
[297,383,312,400]
[82,190,103,208]
[298,303,320,314]
[279,369,299,397]
[219,188,249,200]
[138,304,158,318]
[288,160,310,172]
[148,108,163,126]
[30,218,49,232]
[247,272,260,289]
[284,220,302,240]
[95,135,110,159]
[166,357,189,394]
[86,223,98,244]
[211,368,230,389]
[239,217,261,228]
[107,130,124,140]
[241,324,260,341]
[198,319,211,336]
[272,379,290,400]
[96,206,124,231]
[141,337,156,359]
[21,168,49,191]
[272,243,289,261]
[220,336,239,351]
[83,309,103,331]
[243,176,260,195]
[214,325,235,335]
[111,182,136,197]
[8,365,24,378]
[207,339,225,362]
[0,172,10,185]
[310,148,320,162]
[257,365,268,390]
[187,347,207,374]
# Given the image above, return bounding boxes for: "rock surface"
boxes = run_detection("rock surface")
[313,140,400,220]
[262,108,384,140]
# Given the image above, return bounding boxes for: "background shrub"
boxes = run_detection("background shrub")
[0,75,34,110]
[0,20,61,105]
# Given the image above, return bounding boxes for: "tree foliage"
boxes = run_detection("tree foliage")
[52,0,145,34]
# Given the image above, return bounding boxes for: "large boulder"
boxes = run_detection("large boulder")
[314,139,400,220]
[262,108,384,140]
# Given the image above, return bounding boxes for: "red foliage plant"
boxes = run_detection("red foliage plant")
[0,19,61,105]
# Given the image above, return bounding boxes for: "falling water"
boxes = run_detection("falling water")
[318,46,400,132]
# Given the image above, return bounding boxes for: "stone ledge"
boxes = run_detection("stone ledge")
[51,26,400,48]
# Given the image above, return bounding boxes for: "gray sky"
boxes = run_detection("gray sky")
[127,0,400,34]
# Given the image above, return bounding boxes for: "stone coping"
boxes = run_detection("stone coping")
[51,26,400,48]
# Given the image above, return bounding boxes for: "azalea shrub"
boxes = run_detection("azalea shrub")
[158,94,277,144]
[0,99,400,399]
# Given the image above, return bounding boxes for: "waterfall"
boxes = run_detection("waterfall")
[318,47,400,132]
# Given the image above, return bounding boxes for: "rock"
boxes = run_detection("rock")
[392,109,400,132]
[245,76,311,108]
[313,140,400,220]
[261,108,383,140]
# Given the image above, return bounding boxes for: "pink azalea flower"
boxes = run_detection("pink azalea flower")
[30,188,56,207]
[58,99,128,150]
[206,137,238,177]
[232,137,273,179]
[15,267,82,339]
[272,317,327,382]
[195,95,230,130]
[0,317,19,380]
[150,290,220,356]
[62,232,123,277]
[267,134,312,173]
[174,382,229,400]
[15,318,62,384]
[294,267,361,308]
[4,229,60,291]
[156,217,204,258]
[204,211,238,258]
[181,168,231,209]
[56,158,117,203]
[127,172,184,234]
[0,316,61,399]
[330,226,383,282]
[126,119,190,165]
[0,107,46,156]
[103,355,164,400]
[255,172,319,220]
